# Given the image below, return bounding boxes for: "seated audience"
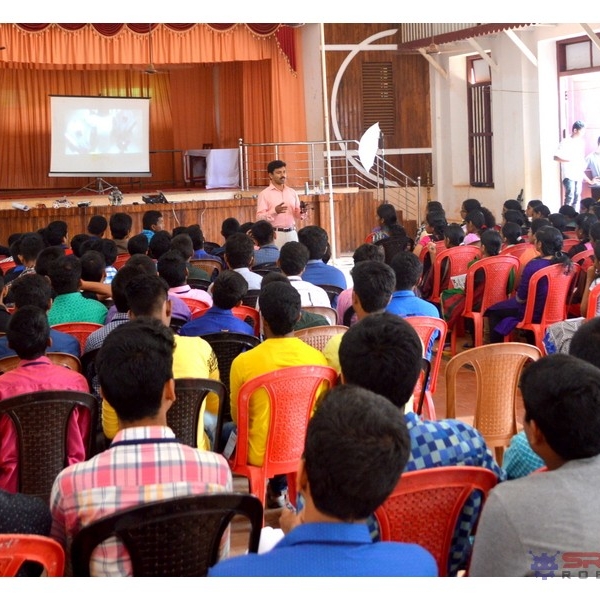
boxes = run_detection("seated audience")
[224,233,263,291]
[180,270,254,337]
[126,233,148,256]
[87,215,107,238]
[210,385,437,577]
[0,273,10,333]
[251,220,280,266]
[0,306,90,492]
[47,255,107,326]
[212,217,240,257]
[170,233,209,281]
[277,242,331,308]
[470,354,600,576]
[109,213,133,255]
[50,318,232,576]
[148,230,172,261]
[157,250,212,306]
[140,209,164,242]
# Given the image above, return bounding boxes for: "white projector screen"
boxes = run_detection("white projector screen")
[49,96,151,177]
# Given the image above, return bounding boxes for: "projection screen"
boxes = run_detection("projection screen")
[49,96,151,177]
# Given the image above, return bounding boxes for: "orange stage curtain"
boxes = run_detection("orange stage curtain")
[0,24,306,190]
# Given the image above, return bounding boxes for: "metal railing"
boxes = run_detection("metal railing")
[238,138,425,223]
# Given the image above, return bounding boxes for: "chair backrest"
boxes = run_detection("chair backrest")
[70,493,263,577]
[374,466,498,577]
[375,235,414,264]
[0,534,65,577]
[404,316,448,395]
[315,284,344,306]
[570,249,595,268]
[518,263,579,330]
[586,283,600,319]
[0,391,98,502]
[499,242,534,258]
[418,239,446,262]
[301,305,338,325]
[190,258,222,280]
[167,378,226,452]
[199,332,261,420]
[112,253,131,270]
[430,245,481,303]
[203,241,220,254]
[562,238,580,253]
[251,263,281,276]
[463,255,520,313]
[181,297,211,319]
[231,365,338,479]
[241,288,260,309]
[50,322,103,355]
[293,325,349,352]
[445,343,541,452]
[187,278,211,291]
[0,352,81,375]
[231,305,261,337]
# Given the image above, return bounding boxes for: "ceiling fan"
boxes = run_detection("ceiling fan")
[139,24,195,75]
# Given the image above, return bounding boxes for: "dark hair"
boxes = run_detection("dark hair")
[426,211,447,241]
[503,199,523,212]
[535,226,571,269]
[527,199,544,210]
[530,217,551,235]
[7,305,49,360]
[461,198,481,214]
[142,210,163,231]
[548,213,567,233]
[87,215,108,236]
[186,225,205,251]
[351,261,395,313]
[172,226,188,238]
[590,222,600,244]
[259,281,301,335]
[157,250,187,288]
[352,243,385,264]
[34,246,64,278]
[575,212,598,240]
[390,251,423,290]
[580,197,596,211]
[97,318,174,423]
[250,220,275,246]
[127,233,149,256]
[221,217,240,239]
[465,210,485,231]
[148,230,172,260]
[11,273,52,310]
[126,273,169,318]
[559,204,578,219]
[532,204,551,219]
[298,225,329,260]
[572,120,585,131]
[48,255,81,295]
[570,316,600,370]
[444,223,465,247]
[426,201,444,213]
[111,265,145,313]
[239,222,254,235]
[267,159,286,174]
[212,270,248,309]
[339,313,422,408]
[503,209,526,228]
[260,271,290,288]
[70,233,91,257]
[479,206,497,230]
[44,221,68,247]
[278,241,309,276]
[80,250,106,282]
[80,237,117,267]
[109,213,133,240]
[18,233,45,263]
[224,232,255,269]
[376,203,398,227]
[304,385,410,521]
[480,229,502,257]
[170,233,194,262]
[520,354,600,460]
[124,253,157,275]
[502,222,524,245]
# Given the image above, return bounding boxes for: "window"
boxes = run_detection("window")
[362,62,395,136]
[467,56,493,187]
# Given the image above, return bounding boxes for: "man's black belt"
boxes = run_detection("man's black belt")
[274,227,295,232]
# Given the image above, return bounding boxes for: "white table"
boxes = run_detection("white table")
[183,149,239,189]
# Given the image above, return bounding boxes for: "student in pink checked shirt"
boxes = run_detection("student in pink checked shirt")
[50,317,232,576]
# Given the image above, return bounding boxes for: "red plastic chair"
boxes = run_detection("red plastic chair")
[499,242,534,259]
[112,253,131,270]
[374,466,498,577]
[449,255,520,354]
[509,263,579,352]
[418,240,446,263]
[50,322,102,355]
[567,250,595,316]
[228,365,338,510]
[232,305,261,337]
[181,297,211,319]
[0,534,65,576]
[585,283,600,319]
[404,316,447,420]
[562,238,580,253]
[429,245,481,305]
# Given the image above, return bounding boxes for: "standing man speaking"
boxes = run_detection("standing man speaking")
[257,160,303,249]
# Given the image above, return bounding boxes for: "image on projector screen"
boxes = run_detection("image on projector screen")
[65,109,140,155]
